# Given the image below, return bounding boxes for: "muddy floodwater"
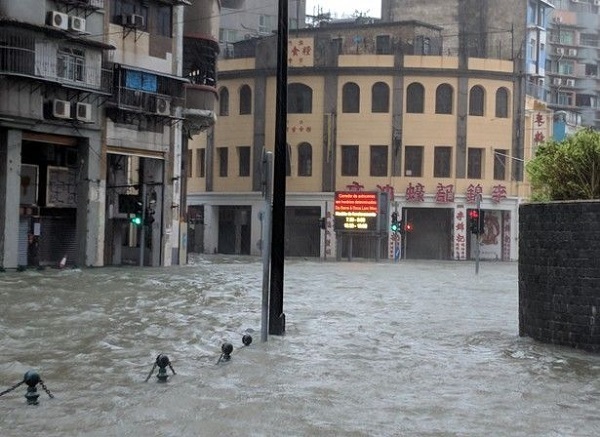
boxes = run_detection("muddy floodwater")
[1,257,600,436]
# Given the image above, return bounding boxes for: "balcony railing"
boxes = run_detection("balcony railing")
[0,27,112,94]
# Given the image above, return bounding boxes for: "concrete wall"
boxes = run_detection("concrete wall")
[519,201,600,352]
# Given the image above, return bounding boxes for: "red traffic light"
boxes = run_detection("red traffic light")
[404,222,413,232]
[468,209,479,219]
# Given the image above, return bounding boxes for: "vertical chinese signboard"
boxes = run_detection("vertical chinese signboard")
[334,191,379,232]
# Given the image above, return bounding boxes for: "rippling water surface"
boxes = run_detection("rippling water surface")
[1,257,600,436]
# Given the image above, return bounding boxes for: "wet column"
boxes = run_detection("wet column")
[76,133,105,267]
[0,128,22,269]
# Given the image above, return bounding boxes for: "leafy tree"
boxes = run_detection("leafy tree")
[526,128,600,201]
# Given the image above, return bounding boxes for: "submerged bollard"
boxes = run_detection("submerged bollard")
[145,354,176,383]
[242,334,253,346]
[217,343,234,364]
[22,370,53,405]
[24,370,41,405]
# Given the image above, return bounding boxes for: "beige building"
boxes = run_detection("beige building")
[187,20,527,261]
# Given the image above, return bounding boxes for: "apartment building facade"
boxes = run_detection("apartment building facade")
[0,0,218,269]
[187,20,528,261]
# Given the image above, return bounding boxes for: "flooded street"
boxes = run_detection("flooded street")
[1,257,600,436]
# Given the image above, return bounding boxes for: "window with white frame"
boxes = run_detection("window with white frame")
[57,47,85,83]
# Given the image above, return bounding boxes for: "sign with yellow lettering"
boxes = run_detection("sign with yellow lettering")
[334,191,379,231]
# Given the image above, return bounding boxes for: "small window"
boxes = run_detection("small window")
[494,149,507,180]
[370,145,388,177]
[406,82,425,113]
[298,142,312,176]
[217,147,228,177]
[219,87,229,116]
[469,85,485,116]
[238,146,251,177]
[435,84,453,114]
[467,148,484,179]
[342,82,360,113]
[404,146,423,177]
[196,148,205,178]
[434,147,452,178]
[495,87,509,118]
[371,82,390,113]
[288,83,313,114]
[376,35,391,54]
[239,84,252,115]
[341,145,359,176]
[186,149,193,178]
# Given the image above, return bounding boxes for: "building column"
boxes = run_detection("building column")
[0,129,22,269]
[76,133,105,267]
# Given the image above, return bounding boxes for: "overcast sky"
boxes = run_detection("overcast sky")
[305,0,382,19]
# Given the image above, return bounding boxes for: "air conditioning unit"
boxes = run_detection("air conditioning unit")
[566,79,575,87]
[568,48,577,56]
[155,97,171,115]
[538,78,545,86]
[553,78,562,86]
[53,99,71,119]
[125,14,144,28]
[75,102,92,122]
[47,11,69,30]
[556,47,565,55]
[69,16,86,33]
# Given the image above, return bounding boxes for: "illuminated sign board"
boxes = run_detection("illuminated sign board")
[334,191,379,231]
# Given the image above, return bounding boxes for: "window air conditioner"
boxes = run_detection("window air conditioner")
[568,48,577,56]
[75,102,92,122]
[47,11,69,30]
[156,97,171,115]
[53,99,71,119]
[566,79,575,87]
[125,14,144,28]
[553,78,562,86]
[69,16,86,33]
[556,47,564,55]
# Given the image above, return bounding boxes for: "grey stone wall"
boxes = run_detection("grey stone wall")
[519,201,600,352]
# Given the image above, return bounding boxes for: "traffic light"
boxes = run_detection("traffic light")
[391,212,399,232]
[144,207,155,226]
[404,222,413,232]
[468,209,485,234]
[130,200,143,226]
[130,214,142,226]
[318,217,326,229]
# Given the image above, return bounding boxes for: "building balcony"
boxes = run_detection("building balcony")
[0,23,113,94]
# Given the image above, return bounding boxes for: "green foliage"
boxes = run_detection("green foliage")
[526,128,600,201]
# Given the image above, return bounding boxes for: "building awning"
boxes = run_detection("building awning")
[114,64,191,84]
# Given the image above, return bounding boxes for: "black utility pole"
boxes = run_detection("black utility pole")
[268,0,288,335]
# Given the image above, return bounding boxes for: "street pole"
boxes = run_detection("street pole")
[261,151,273,342]
[139,183,146,267]
[475,194,481,275]
[268,0,288,336]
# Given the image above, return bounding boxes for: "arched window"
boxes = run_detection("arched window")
[239,84,252,115]
[495,87,510,118]
[469,85,485,116]
[298,142,312,176]
[342,82,360,113]
[219,87,229,116]
[435,84,453,114]
[371,82,390,113]
[406,82,425,113]
[288,83,313,114]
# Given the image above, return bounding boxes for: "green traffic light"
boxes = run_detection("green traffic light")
[391,223,399,232]
[131,216,142,226]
